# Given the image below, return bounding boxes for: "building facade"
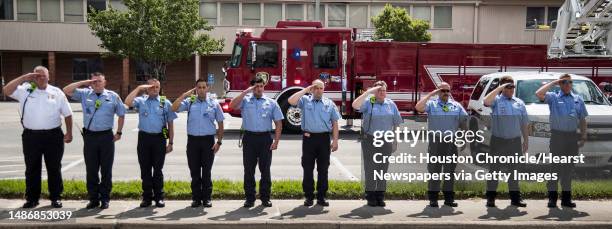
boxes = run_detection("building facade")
[0,0,563,99]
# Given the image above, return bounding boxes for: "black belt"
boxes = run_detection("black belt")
[304,132,330,136]
[188,134,215,138]
[24,127,61,134]
[552,129,578,136]
[139,131,163,136]
[83,129,112,135]
[491,135,521,141]
[244,131,273,136]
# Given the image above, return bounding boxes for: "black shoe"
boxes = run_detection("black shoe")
[243,200,255,208]
[203,200,212,208]
[261,200,273,207]
[22,201,39,208]
[86,201,100,209]
[100,201,109,209]
[429,200,439,208]
[367,199,377,207]
[304,198,314,206]
[547,191,558,208]
[443,201,458,207]
[486,191,497,208]
[155,200,165,208]
[191,200,202,208]
[511,200,527,207]
[377,199,386,207]
[140,200,152,208]
[561,191,576,208]
[317,199,330,207]
[51,200,63,208]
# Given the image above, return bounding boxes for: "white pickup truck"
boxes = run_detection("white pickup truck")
[467,72,612,171]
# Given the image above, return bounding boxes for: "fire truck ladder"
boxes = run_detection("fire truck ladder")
[548,0,612,58]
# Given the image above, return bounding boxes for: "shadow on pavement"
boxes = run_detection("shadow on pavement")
[208,205,268,221]
[339,205,393,219]
[146,206,207,221]
[279,205,329,219]
[478,206,527,220]
[407,205,463,218]
[533,207,590,221]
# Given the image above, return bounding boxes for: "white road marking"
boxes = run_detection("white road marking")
[0,170,20,174]
[62,158,84,172]
[330,155,358,181]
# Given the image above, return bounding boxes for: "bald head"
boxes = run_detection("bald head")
[32,66,50,89]
[438,82,450,90]
[437,82,451,102]
[311,79,325,99]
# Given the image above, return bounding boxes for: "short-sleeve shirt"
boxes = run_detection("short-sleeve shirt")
[240,94,284,132]
[133,95,178,134]
[297,95,341,133]
[358,95,403,135]
[10,83,72,130]
[544,91,588,132]
[488,94,529,139]
[72,88,126,131]
[424,98,467,132]
[177,94,225,136]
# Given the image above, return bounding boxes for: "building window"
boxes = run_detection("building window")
[87,0,106,13]
[64,0,84,22]
[286,4,303,21]
[0,0,14,20]
[313,44,338,69]
[548,7,560,29]
[328,4,346,27]
[263,3,281,26]
[199,1,217,25]
[433,6,452,28]
[17,0,37,21]
[242,3,260,26]
[349,5,367,28]
[110,0,127,11]
[220,3,238,26]
[247,43,278,68]
[307,4,325,22]
[526,7,545,29]
[41,0,61,22]
[413,6,431,22]
[73,58,103,81]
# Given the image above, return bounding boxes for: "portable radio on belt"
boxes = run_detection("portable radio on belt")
[160,96,169,139]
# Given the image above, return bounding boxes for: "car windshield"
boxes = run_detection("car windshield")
[229,43,242,68]
[516,79,610,105]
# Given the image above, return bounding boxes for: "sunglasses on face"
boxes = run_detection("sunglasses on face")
[504,84,515,89]
[440,89,450,93]
[561,80,573,85]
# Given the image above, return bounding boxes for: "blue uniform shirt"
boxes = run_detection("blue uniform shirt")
[489,94,529,139]
[358,95,403,135]
[133,95,178,134]
[177,94,225,136]
[545,91,588,132]
[72,88,126,131]
[297,95,341,133]
[240,94,284,132]
[425,98,467,131]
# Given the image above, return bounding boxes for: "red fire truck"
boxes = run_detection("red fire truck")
[220,20,612,132]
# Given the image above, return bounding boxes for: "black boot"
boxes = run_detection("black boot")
[485,191,496,207]
[443,191,458,207]
[365,192,377,207]
[376,191,386,207]
[428,191,439,207]
[561,191,576,208]
[509,191,527,207]
[547,191,558,208]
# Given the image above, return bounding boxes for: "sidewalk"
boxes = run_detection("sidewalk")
[1,199,611,228]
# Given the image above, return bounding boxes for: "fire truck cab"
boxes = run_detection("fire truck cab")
[223,21,353,132]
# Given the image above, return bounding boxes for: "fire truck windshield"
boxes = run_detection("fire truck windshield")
[229,43,242,67]
[517,79,609,105]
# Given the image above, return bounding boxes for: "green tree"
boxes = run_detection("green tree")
[87,0,224,80]
[371,4,432,42]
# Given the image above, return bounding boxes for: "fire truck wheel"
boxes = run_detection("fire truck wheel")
[279,98,302,133]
